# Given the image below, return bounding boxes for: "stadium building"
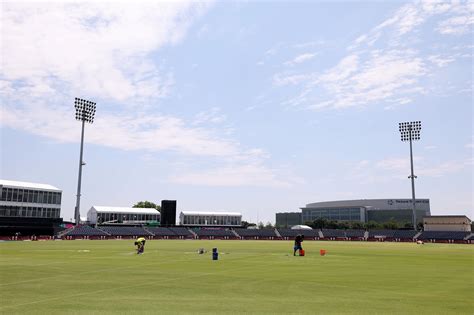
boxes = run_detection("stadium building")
[0,179,63,236]
[275,212,302,228]
[87,206,160,225]
[301,199,430,225]
[179,211,242,227]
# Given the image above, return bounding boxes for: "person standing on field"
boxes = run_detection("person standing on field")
[293,234,304,256]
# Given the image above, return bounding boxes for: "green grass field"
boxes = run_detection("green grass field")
[0,240,472,314]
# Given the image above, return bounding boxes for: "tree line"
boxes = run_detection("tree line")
[304,218,422,230]
[251,218,423,230]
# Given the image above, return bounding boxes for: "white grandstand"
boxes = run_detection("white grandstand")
[179,211,242,226]
[87,206,160,225]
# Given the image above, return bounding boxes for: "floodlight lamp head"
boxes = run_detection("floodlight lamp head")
[398,120,422,142]
[74,97,96,124]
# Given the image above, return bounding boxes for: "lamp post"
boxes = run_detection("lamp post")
[74,97,96,225]
[398,121,421,230]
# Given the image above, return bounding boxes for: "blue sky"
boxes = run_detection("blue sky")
[1,0,472,223]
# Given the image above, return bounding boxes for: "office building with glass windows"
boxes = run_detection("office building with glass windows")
[301,199,430,225]
[87,206,160,225]
[0,179,63,235]
[179,211,242,227]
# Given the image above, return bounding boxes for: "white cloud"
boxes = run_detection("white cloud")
[318,54,359,83]
[424,145,437,150]
[427,55,456,67]
[284,53,316,66]
[273,73,313,86]
[1,102,238,157]
[276,1,472,111]
[418,159,471,177]
[346,1,471,52]
[437,14,474,35]
[1,1,212,103]
[193,107,226,125]
[170,163,292,187]
[394,4,426,35]
[0,1,294,188]
[292,40,326,49]
[376,157,415,172]
[349,156,471,183]
[303,50,426,110]
[375,156,470,178]
[1,97,295,187]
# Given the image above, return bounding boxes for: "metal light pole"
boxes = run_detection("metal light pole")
[398,121,421,230]
[74,98,96,225]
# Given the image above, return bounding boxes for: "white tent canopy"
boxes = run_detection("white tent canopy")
[291,225,313,230]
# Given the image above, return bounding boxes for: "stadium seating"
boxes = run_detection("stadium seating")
[467,234,474,240]
[392,230,417,239]
[418,231,470,241]
[194,228,235,238]
[234,229,278,238]
[319,229,365,239]
[344,230,365,238]
[277,229,319,238]
[63,225,108,236]
[366,230,418,240]
[320,229,346,238]
[98,226,152,236]
[168,227,193,237]
[368,230,397,238]
[145,227,176,236]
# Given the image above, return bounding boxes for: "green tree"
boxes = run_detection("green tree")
[312,218,328,229]
[326,220,339,229]
[241,221,256,228]
[257,221,265,229]
[364,221,380,229]
[382,220,400,230]
[417,222,424,231]
[403,222,413,229]
[264,222,274,229]
[338,221,350,230]
[350,221,364,230]
[133,201,161,212]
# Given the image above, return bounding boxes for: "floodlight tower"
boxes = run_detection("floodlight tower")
[74,98,96,225]
[398,121,421,230]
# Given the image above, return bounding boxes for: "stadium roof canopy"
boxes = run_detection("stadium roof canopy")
[0,179,61,191]
[181,211,242,216]
[91,206,160,215]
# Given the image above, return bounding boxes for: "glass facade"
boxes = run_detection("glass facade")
[0,187,61,205]
[0,186,62,218]
[302,207,363,223]
[96,212,160,224]
[181,214,241,226]
[0,205,60,218]
[367,209,427,224]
